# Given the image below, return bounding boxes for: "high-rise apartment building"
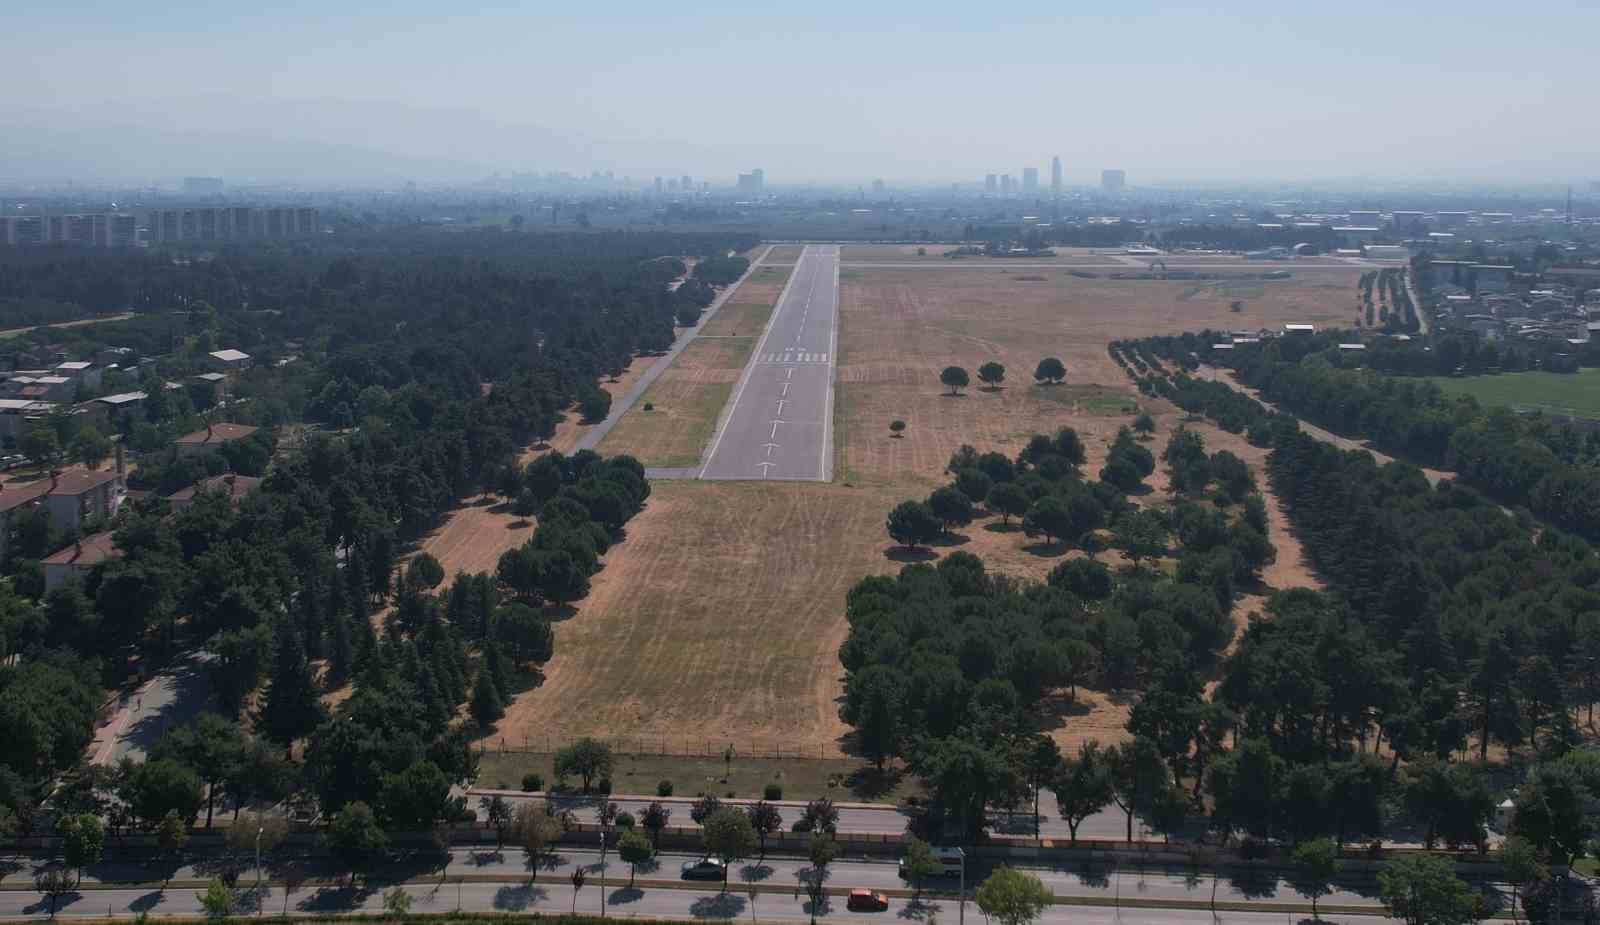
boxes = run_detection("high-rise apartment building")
[1101,169,1126,193]
[1022,167,1039,192]
[1051,156,1062,193]
[1001,175,1013,194]
[736,169,765,193]
[984,174,998,193]
[1,212,139,247]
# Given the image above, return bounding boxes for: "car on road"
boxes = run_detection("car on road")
[847,889,889,912]
[681,857,727,880]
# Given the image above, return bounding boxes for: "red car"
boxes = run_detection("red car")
[847,889,889,912]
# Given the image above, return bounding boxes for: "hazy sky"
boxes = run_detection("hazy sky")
[3,1,1597,184]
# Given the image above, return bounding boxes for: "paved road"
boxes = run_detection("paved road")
[837,263,1366,271]
[578,245,774,454]
[0,844,1416,921]
[89,652,215,765]
[700,245,839,481]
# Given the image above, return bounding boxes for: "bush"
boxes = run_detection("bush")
[643,402,654,411]
[616,811,636,829]
[764,782,784,801]
[521,773,544,793]
[656,780,674,797]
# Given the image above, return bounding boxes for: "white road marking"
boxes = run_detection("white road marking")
[764,442,778,456]
[770,420,786,439]
[780,382,790,396]
[785,367,794,379]
[757,461,775,476]
[776,399,787,415]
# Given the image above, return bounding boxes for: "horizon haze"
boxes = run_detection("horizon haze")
[3,1,1597,187]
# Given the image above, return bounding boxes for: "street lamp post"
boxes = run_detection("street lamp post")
[255,825,264,918]
[957,848,966,925]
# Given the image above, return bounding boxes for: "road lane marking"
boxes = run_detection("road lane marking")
[776,399,787,415]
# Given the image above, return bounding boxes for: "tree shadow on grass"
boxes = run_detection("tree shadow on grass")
[845,764,906,801]
[493,884,549,911]
[610,886,645,905]
[740,863,775,884]
[983,521,1023,533]
[884,546,938,563]
[691,892,748,919]
[508,519,532,529]
[129,890,166,913]
[488,501,516,515]
[928,532,970,548]
[898,896,941,920]
[938,393,969,399]
[299,885,372,913]
[1223,864,1280,900]
[1024,540,1071,558]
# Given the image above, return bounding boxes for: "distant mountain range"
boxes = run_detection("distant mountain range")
[0,96,729,186]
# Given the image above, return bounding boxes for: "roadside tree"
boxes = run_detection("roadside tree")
[976,866,1054,925]
[886,500,942,551]
[618,828,654,886]
[940,366,970,396]
[553,737,614,792]
[703,808,757,892]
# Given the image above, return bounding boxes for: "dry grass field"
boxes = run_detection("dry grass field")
[763,245,805,262]
[596,267,794,467]
[487,260,1354,757]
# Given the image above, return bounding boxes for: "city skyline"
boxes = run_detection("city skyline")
[2,2,1597,185]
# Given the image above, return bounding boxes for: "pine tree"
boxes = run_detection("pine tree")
[258,619,326,750]
[470,669,505,729]
[329,611,355,682]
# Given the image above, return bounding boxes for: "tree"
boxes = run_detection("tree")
[797,799,839,835]
[1500,835,1545,925]
[148,712,246,829]
[326,801,388,887]
[257,620,326,750]
[34,867,73,919]
[940,366,970,396]
[955,469,994,510]
[570,867,586,915]
[703,808,758,890]
[378,759,460,832]
[57,814,104,888]
[71,429,112,470]
[470,669,505,729]
[1053,742,1114,843]
[383,886,413,919]
[641,801,672,848]
[481,795,513,851]
[515,803,565,878]
[21,426,60,468]
[121,758,204,829]
[978,361,1006,389]
[1511,762,1591,867]
[691,794,724,825]
[553,737,614,792]
[986,482,1030,526]
[618,827,654,886]
[1016,734,1061,840]
[842,665,903,769]
[156,811,189,869]
[889,420,906,437]
[1290,838,1339,920]
[1133,412,1156,435]
[928,487,975,535]
[1114,509,1169,568]
[198,876,237,921]
[1022,497,1072,545]
[1378,854,1478,925]
[975,866,1054,925]
[406,554,445,591]
[806,834,838,924]
[1106,737,1167,842]
[580,390,612,424]
[901,836,941,898]
[886,500,941,551]
[1034,357,1066,384]
[746,801,783,857]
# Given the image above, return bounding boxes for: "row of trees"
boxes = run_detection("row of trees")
[937,358,1067,396]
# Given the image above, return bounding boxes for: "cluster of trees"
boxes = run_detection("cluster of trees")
[1357,268,1418,332]
[852,425,1278,837]
[1126,331,1600,545]
[0,229,752,838]
[933,358,1066,399]
[691,254,750,287]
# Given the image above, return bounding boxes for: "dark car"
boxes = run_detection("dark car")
[847,889,889,912]
[681,857,727,880]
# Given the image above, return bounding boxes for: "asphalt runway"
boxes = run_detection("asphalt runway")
[700,244,839,481]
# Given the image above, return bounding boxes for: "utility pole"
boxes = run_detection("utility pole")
[957,848,966,925]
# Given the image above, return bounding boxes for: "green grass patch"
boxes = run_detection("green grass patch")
[598,381,735,468]
[1426,367,1600,420]
[477,751,923,803]
[1031,383,1142,416]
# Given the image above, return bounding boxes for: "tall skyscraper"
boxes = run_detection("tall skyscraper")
[1022,167,1039,192]
[737,169,765,192]
[1101,169,1126,193]
[1001,175,1013,194]
[1051,156,1062,193]
[984,174,998,193]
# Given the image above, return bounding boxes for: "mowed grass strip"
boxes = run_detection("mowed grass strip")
[1426,367,1600,420]
[598,267,791,467]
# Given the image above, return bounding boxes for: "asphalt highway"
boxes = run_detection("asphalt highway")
[700,244,839,481]
[0,845,1402,921]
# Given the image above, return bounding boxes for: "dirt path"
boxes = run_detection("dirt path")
[0,312,136,339]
